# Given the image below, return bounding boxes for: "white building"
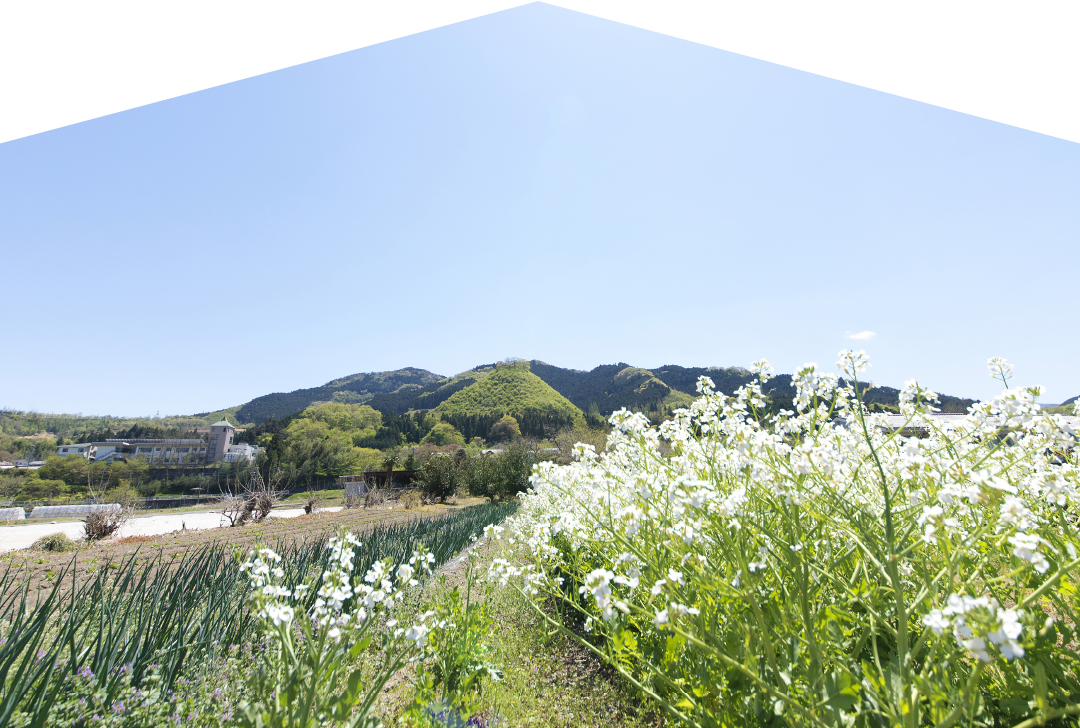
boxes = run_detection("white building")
[57,443,95,459]
[93,439,209,464]
[845,413,1080,433]
[223,442,259,463]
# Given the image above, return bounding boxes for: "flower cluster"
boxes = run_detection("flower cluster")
[922,594,1025,661]
[241,535,436,645]
[501,352,1079,725]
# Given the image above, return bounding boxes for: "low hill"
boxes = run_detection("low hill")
[432,362,583,440]
[434,362,581,419]
[235,368,443,424]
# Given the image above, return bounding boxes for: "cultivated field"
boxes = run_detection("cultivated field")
[0,498,488,595]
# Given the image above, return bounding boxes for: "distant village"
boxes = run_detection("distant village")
[0,418,260,470]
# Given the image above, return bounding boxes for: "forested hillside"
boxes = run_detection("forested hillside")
[431,363,583,440]
[434,363,579,418]
[365,367,496,414]
[530,361,713,414]
[234,368,443,424]
[223,359,980,426]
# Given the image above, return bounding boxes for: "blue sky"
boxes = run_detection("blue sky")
[2,2,1077,416]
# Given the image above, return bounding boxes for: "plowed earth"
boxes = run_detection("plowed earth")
[0,499,486,596]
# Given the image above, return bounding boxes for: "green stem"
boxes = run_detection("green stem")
[1009,704,1080,728]
[1021,555,1080,609]
[932,662,984,728]
[851,374,914,726]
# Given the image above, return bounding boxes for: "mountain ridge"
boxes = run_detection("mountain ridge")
[226,360,980,425]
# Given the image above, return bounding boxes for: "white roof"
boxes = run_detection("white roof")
[862,413,1080,430]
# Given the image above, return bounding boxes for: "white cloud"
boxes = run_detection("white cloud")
[847,331,876,340]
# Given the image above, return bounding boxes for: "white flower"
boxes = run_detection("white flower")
[963,636,992,663]
[653,609,670,627]
[404,624,430,648]
[998,495,1034,531]
[263,604,293,626]
[750,359,774,382]
[748,545,769,572]
[987,357,1014,383]
[395,564,415,584]
[922,609,950,635]
[668,603,700,618]
[999,639,1025,659]
[579,569,619,622]
[836,349,870,376]
[1008,532,1050,573]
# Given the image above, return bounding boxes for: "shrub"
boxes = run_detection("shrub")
[551,425,608,465]
[84,507,128,541]
[365,486,389,508]
[491,442,536,498]
[16,478,68,501]
[464,456,499,501]
[500,353,1080,728]
[417,455,460,503]
[105,482,140,508]
[401,490,421,509]
[136,478,164,497]
[487,415,521,442]
[463,444,537,501]
[31,532,76,552]
[422,422,466,447]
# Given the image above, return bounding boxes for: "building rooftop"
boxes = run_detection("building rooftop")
[845,413,1080,430]
[210,419,235,429]
[98,439,206,446]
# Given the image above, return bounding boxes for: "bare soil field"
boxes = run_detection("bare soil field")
[0,497,488,594]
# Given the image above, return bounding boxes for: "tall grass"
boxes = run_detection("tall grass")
[0,500,517,726]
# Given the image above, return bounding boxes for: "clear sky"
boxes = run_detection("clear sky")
[1,2,1077,416]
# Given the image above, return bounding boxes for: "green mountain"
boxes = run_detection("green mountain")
[434,362,581,418]
[530,360,721,414]
[235,368,443,424]
[224,359,981,427]
[365,366,497,414]
[431,362,583,441]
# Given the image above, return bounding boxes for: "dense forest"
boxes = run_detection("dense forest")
[233,368,443,424]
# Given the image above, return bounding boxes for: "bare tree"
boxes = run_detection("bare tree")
[83,464,132,541]
[221,466,281,527]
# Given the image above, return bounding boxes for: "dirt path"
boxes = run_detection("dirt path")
[0,505,350,553]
